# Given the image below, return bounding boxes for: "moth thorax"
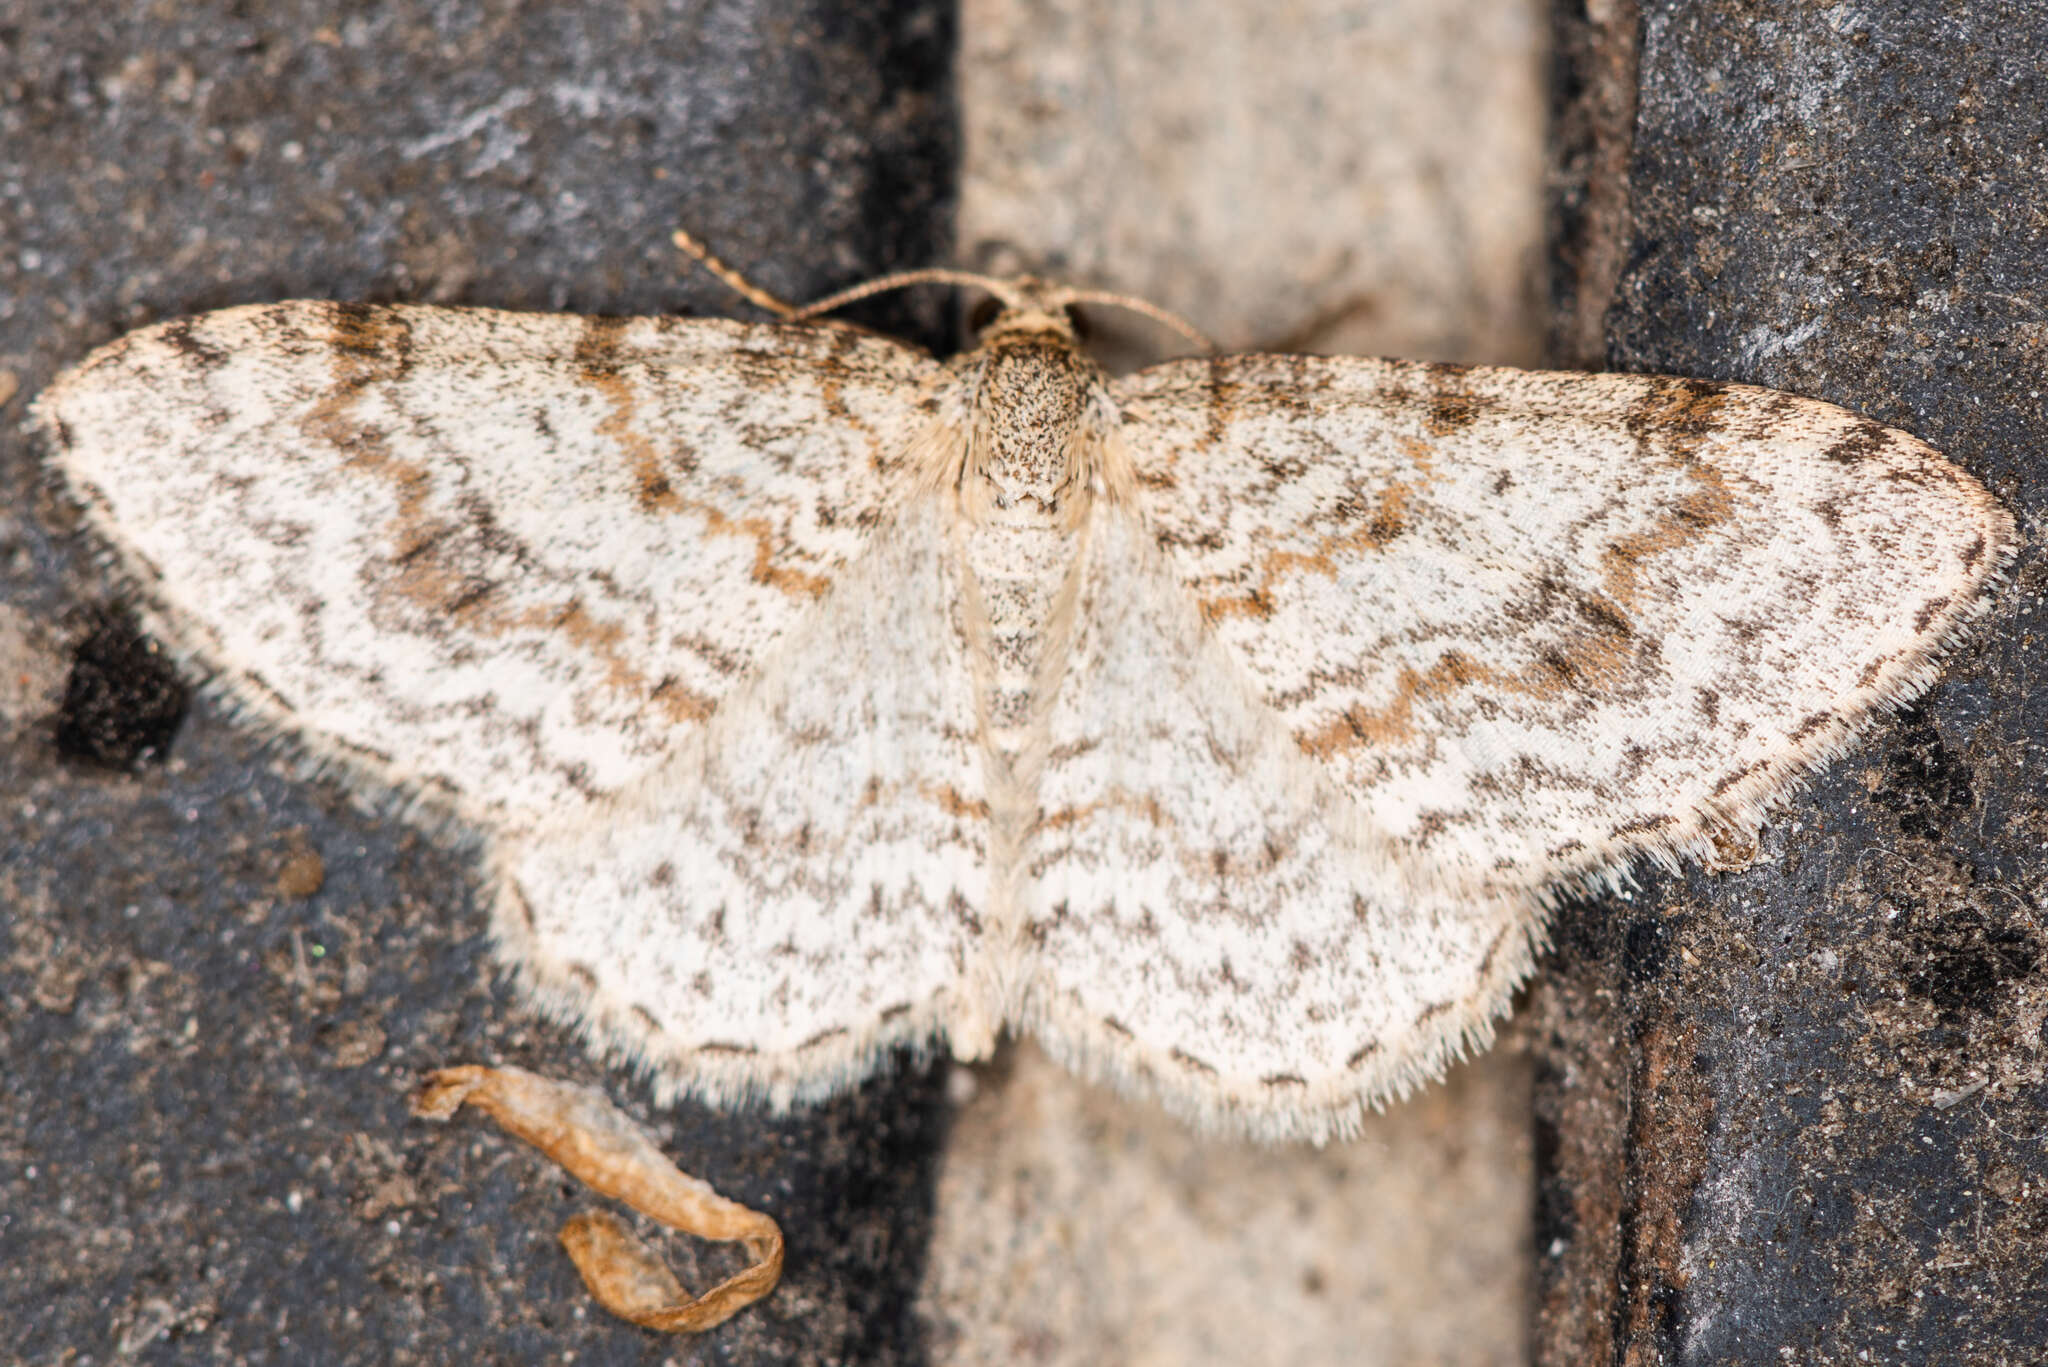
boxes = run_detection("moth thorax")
[967,337,1099,522]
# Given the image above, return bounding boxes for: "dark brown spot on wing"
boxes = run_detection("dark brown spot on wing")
[1475,926,1511,981]
[1298,650,1489,754]
[160,316,231,370]
[442,578,497,615]
[926,784,992,821]
[1421,365,1496,436]
[1710,761,1766,798]
[1199,481,1414,624]
[1788,711,1834,742]
[331,733,400,771]
[1598,379,1741,609]
[1914,596,1951,633]
[237,668,298,715]
[1821,419,1896,464]
[1626,377,1729,443]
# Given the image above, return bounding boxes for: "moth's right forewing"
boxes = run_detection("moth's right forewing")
[1109,355,2013,901]
[37,302,944,824]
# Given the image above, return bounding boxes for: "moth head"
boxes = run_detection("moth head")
[968,277,1213,357]
[671,230,1213,356]
[788,269,1215,357]
[967,277,1089,345]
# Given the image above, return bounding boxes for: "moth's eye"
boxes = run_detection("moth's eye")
[967,295,1003,333]
[1066,305,1093,342]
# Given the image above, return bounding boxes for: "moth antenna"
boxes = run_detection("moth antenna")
[672,230,1215,355]
[673,230,1024,326]
[671,229,804,320]
[786,269,1021,322]
[1063,290,1217,354]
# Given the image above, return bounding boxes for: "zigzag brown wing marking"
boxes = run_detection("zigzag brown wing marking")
[500,496,992,1109]
[1109,356,2013,898]
[1020,505,1541,1141]
[37,301,942,823]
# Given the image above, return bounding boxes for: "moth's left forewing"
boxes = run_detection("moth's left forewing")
[35,303,946,825]
[1109,355,2014,900]
[39,301,996,1112]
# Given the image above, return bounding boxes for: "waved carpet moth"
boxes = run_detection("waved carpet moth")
[35,252,2013,1149]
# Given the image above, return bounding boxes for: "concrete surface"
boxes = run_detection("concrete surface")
[960,0,1546,366]
[927,4,1548,1363]
[924,1043,1531,1367]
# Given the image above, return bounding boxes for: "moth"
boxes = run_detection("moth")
[35,245,2013,1146]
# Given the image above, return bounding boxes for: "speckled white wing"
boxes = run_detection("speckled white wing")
[500,496,990,1109]
[1109,356,2013,902]
[1023,505,1540,1141]
[37,301,942,823]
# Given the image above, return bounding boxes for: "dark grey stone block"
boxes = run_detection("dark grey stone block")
[2,3,956,1362]
[1537,3,2046,1362]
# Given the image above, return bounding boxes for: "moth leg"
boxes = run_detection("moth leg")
[413,1065,783,1333]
